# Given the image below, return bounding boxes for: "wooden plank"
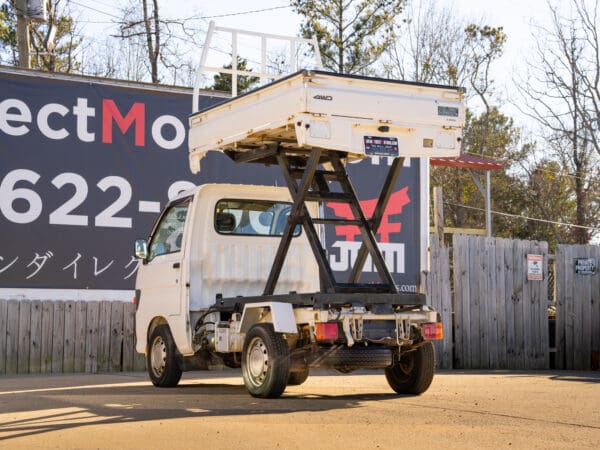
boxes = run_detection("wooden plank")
[429,239,442,369]
[51,301,65,373]
[452,234,464,368]
[17,300,31,374]
[591,246,600,369]
[74,301,87,373]
[504,238,515,368]
[97,301,112,372]
[454,234,470,369]
[529,241,541,369]
[564,245,575,369]
[521,240,532,369]
[85,301,99,373]
[578,245,592,370]
[431,227,487,236]
[522,241,533,369]
[428,238,452,370]
[5,300,20,375]
[495,238,507,368]
[29,300,42,374]
[63,301,76,373]
[529,241,546,369]
[0,299,7,375]
[40,300,54,373]
[484,238,494,369]
[439,243,453,369]
[555,245,566,369]
[486,238,498,369]
[476,237,488,368]
[510,240,523,369]
[534,241,550,369]
[109,302,124,372]
[468,235,482,369]
[122,302,136,371]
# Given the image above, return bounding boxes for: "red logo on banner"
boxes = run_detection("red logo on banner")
[326,187,410,243]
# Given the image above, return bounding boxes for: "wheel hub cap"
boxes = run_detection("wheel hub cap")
[151,336,167,377]
[248,338,268,385]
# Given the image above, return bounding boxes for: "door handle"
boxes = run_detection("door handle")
[172,262,180,269]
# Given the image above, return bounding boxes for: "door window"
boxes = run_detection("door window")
[148,200,190,260]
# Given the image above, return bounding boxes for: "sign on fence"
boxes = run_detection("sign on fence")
[575,258,596,275]
[527,254,544,281]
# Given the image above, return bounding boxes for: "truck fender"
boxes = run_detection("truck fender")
[239,302,297,334]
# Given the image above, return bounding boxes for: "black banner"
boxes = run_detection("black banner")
[0,69,422,293]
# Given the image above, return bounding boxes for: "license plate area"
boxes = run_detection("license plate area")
[364,136,399,156]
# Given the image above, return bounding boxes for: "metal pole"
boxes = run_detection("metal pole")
[486,170,492,237]
[16,0,31,69]
[433,186,444,245]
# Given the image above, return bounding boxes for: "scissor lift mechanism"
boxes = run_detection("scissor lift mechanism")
[212,145,421,311]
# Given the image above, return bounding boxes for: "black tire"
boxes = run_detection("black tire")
[385,341,435,395]
[147,325,182,387]
[242,324,290,398]
[287,369,309,386]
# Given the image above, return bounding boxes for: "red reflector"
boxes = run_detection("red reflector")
[132,295,137,305]
[423,322,443,340]
[315,322,338,341]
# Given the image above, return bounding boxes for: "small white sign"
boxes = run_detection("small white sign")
[527,254,543,281]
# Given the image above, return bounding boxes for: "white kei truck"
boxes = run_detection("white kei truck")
[134,70,465,398]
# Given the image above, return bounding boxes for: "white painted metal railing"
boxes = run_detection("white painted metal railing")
[192,20,323,112]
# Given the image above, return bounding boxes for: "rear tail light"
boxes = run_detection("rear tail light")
[423,322,443,340]
[315,322,338,341]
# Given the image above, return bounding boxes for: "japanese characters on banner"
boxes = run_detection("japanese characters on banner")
[0,69,422,296]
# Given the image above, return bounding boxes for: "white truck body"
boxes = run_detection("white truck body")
[135,70,465,398]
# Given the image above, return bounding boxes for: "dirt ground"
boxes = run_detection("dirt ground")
[0,369,598,449]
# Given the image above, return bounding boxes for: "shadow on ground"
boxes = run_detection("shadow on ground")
[0,373,401,442]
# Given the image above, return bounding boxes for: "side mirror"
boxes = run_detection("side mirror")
[135,239,148,260]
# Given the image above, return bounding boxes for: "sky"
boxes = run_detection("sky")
[67,0,562,125]
[68,0,555,92]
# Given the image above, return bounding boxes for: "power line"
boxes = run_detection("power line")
[70,0,122,13]
[445,202,600,232]
[69,0,122,20]
[193,5,292,20]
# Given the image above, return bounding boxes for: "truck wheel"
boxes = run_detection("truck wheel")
[385,341,435,395]
[242,324,290,398]
[147,325,182,387]
[287,369,309,386]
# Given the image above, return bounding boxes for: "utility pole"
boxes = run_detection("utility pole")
[15,0,31,68]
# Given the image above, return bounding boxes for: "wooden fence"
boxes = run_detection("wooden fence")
[1,240,598,375]
[555,244,600,370]
[0,299,145,375]
[452,235,550,370]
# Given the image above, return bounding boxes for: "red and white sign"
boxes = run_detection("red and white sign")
[527,254,544,281]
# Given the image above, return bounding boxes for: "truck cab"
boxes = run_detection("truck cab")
[135,184,319,357]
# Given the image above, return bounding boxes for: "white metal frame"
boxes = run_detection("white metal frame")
[192,20,323,111]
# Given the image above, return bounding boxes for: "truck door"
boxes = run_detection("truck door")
[138,198,191,317]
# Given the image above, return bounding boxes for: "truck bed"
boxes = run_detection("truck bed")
[188,70,465,173]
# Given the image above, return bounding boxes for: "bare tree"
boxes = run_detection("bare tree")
[516,0,599,243]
